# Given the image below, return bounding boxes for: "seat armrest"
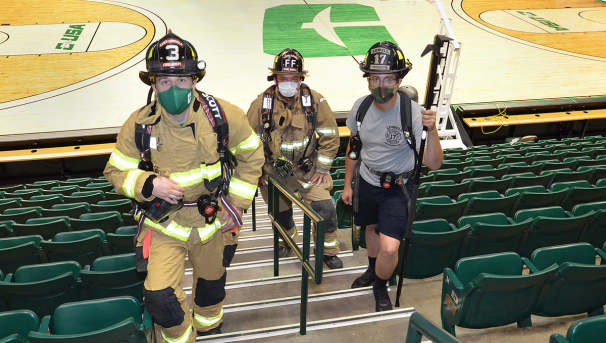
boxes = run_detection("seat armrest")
[521,257,539,273]
[595,248,606,265]
[38,315,51,333]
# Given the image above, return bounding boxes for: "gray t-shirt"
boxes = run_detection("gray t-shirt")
[346,93,423,187]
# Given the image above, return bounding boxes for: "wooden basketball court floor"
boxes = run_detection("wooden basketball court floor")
[1,1,606,341]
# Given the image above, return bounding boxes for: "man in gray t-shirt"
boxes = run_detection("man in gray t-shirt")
[341,41,443,312]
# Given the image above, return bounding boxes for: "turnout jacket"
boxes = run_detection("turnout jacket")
[246,88,339,176]
[104,93,264,242]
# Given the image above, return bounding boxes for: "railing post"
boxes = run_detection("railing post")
[251,190,257,232]
[269,182,279,277]
[300,215,311,335]
[314,219,325,284]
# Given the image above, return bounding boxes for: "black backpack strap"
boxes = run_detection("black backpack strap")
[134,102,160,171]
[355,95,375,133]
[299,83,316,161]
[398,91,415,151]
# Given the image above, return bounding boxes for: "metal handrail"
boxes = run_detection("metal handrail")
[405,312,461,343]
[267,176,325,335]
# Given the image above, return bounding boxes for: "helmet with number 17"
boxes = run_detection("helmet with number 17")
[139,31,206,85]
[359,41,412,79]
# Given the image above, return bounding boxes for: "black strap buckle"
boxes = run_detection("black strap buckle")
[197,194,219,224]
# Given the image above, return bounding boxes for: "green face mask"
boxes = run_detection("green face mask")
[158,86,193,114]
[370,86,396,104]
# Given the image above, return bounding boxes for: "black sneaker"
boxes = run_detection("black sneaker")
[373,284,392,312]
[197,323,222,336]
[351,268,374,288]
[278,246,291,258]
[323,255,343,269]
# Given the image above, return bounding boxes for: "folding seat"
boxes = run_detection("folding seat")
[463,164,493,177]
[92,176,108,183]
[501,162,542,175]
[550,169,594,185]
[0,309,39,343]
[103,191,128,201]
[80,254,143,302]
[502,172,553,188]
[396,219,469,278]
[71,211,123,233]
[549,315,606,343]
[0,185,25,193]
[335,195,353,230]
[0,261,81,317]
[90,199,132,214]
[416,196,468,224]
[501,154,528,164]
[554,148,587,159]
[466,156,505,168]
[106,226,136,255]
[333,156,346,168]
[465,176,511,194]
[42,185,80,196]
[0,235,44,274]
[21,194,64,208]
[63,190,104,204]
[515,206,593,256]
[26,180,60,190]
[14,217,70,240]
[121,213,137,226]
[459,191,519,217]
[598,178,606,187]
[512,187,568,211]
[474,166,510,179]
[41,229,107,266]
[59,177,93,187]
[41,202,91,218]
[598,154,606,160]
[423,180,469,199]
[583,147,606,159]
[563,156,596,169]
[457,212,529,257]
[441,252,557,336]
[27,296,147,343]
[443,152,465,160]
[80,182,114,192]
[0,207,42,224]
[526,151,556,163]
[560,184,606,211]
[539,160,577,172]
[0,220,12,238]
[580,165,606,183]
[329,179,344,196]
[430,169,472,183]
[527,243,606,317]
[0,198,21,213]
[330,169,346,180]
[442,159,472,171]
[5,189,43,200]
[573,201,606,248]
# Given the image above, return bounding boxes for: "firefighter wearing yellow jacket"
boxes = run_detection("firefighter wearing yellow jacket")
[104,32,264,342]
[246,48,343,269]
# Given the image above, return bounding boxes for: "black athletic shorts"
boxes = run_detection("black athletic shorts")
[354,176,413,240]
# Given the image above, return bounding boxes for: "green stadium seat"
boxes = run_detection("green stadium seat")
[330,169,346,180]
[103,191,128,201]
[465,177,511,194]
[416,198,468,224]
[0,199,21,213]
[503,172,553,188]
[539,160,577,172]
[63,190,105,204]
[458,191,519,217]
[564,156,601,169]
[27,296,147,343]
[80,182,114,192]
[41,229,107,266]
[59,178,93,186]
[106,226,136,255]
[442,159,472,171]
[0,261,81,317]
[0,235,44,274]
[554,148,587,159]
[526,151,553,162]
[527,243,606,317]
[550,169,594,185]
[419,174,435,183]
[71,211,123,233]
[550,180,592,192]
[0,207,42,224]
[395,219,469,279]
[26,181,60,190]
[121,213,137,226]
[80,254,143,302]
[549,315,606,343]
[92,176,108,183]
[515,188,568,212]
[90,199,132,214]
[0,309,39,343]
[405,312,461,343]
[42,202,91,218]
[14,217,70,240]
[423,181,469,199]
[463,164,501,178]
[21,194,64,208]
[515,206,593,256]
[0,185,25,193]
[441,252,557,336]
[501,154,528,164]
[501,162,542,175]
[419,180,454,197]
[330,179,344,196]
[573,201,606,248]
[505,185,546,196]
[430,169,472,183]
[43,185,80,196]
[0,220,13,239]
[5,189,43,200]
[457,213,529,257]
[335,197,352,230]
[561,185,606,211]
[333,156,346,167]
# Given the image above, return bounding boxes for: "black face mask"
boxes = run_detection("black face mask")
[370,86,396,104]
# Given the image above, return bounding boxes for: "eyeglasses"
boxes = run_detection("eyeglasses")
[368,75,398,87]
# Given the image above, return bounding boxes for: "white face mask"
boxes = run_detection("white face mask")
[277,81,298,97]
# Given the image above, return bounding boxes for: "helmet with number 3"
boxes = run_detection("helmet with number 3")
[139,31,206,85]
[359,41,412,79]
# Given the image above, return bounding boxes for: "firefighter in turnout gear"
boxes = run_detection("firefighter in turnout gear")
[104,32,264,341]
[246,48,343,269]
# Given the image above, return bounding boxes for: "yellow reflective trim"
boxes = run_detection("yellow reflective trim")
[194,309,224,327]
[280,137,309,151]
[237,131,261,151]
[165,221,193,241]
[324,240,339,248]
[204,162,222,180]
[316,128,337,136]
[228,178,257,200]
[317,154,333,165]
[198,219,222,242]
[170,166,205,187]
[108,148,141,171]
[122,169,143,199]
[161,325,192,343]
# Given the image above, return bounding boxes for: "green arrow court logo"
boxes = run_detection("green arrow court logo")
[263,4,395,57]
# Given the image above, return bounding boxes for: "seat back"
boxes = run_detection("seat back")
[515,189,568,212]
[90,199,132,214]
[416,199,468,224]
[562,186,606,211]
[0,235,44,274]
[13,219,70,240]
[0,309,39,340]
[464,194,519,217]
[562,315,606,343]
[42,232,106,266]
[71,211,122,233]
[521,212,594,257]
[42,202,90,218]
[81,254,143,302]
[459,218,531,258]
[514,206,568,222]
[531,243,596,270]
[455,252,523,285]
